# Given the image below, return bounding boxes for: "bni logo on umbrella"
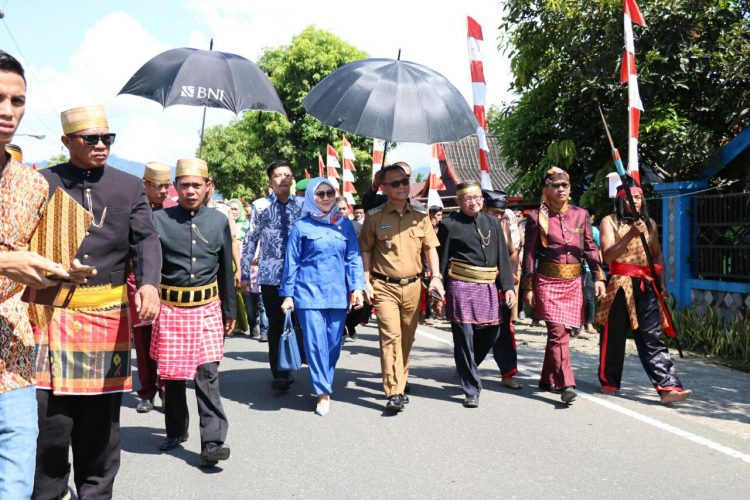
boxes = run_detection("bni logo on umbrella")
[180,85,226,101]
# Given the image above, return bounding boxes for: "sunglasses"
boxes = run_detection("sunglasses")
[386,178,410,188]
[70,133,116,147]
[549,182,570,189]
[314,190,336,199]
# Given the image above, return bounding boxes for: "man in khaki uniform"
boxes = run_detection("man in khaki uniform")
[359,163,443,413]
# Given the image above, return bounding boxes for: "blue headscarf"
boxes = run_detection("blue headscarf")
[302,177,343,225]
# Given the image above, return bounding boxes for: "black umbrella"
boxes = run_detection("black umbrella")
[302,57,478,145]
[118,46,286,153]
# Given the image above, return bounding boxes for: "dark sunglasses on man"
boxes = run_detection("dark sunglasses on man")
[68,133,116,147]
[386,177,410,189]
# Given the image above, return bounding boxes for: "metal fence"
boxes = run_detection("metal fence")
[692,192,750,282]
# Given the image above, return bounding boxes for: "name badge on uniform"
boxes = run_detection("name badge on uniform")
[379,224,392,229]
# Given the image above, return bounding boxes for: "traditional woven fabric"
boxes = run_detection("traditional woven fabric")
[596,214,670,333]
[151,300,224,380]
[34,302,131,395]
[534,274,583,329]
[446,278,499,326]
[0,159,49,393]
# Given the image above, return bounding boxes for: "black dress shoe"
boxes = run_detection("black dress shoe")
[271,378,290,392]
[159,433,188,451]
[385,395,404,412]
[200,443,231,467]
[402,394,410,404]
[463,395,479,408]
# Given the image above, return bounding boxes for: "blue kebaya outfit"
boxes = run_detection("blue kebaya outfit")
[279,179,365,395]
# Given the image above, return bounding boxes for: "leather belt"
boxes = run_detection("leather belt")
[371,272,419,286]
[160,281,219,307]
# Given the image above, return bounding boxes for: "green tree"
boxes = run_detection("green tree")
[44,153,69,168]
[495,0,750,212]
[201,27,371,200]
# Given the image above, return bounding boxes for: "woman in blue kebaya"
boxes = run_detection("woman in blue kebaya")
[280,178,365,416]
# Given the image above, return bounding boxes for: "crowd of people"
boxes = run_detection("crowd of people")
[0,50,692,499]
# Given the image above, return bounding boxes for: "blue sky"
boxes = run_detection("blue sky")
[1,0,511,171]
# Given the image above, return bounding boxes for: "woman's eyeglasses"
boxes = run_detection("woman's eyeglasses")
[69,133,117,147]
[315,190,336,199]
[386,178,410,188]
[548,182,570,189]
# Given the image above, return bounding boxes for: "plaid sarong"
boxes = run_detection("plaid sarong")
[534,273,583,329]
[151,300,224,380]
[34,305,131,395]
[446,278,500,327]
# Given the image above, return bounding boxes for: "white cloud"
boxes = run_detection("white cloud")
[16,1,512,169]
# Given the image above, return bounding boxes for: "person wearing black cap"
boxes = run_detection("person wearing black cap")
[437,182,516,408]
[481,189,522,390]
[521,167,605,405]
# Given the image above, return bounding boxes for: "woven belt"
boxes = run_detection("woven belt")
[65,284,128,311]
[537,262,582,279]
[448,262,497,284]
[371,272,419,286]
[160,281,219,307]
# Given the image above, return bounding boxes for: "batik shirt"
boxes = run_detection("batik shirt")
[241,193,303,286]
[0,158,49,394]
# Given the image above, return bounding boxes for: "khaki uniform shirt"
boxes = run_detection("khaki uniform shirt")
[359,201,439,278]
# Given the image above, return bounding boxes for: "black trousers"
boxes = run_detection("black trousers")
[598,282,683,391]
[490,303,518,377]
[164,362,228,446]
[452,322,500,397]
[34,390,122,500]
[261,285,305,379]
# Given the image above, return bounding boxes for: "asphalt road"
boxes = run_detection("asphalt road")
[104,320,749,499]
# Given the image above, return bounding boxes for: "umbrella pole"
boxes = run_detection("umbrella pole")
[198,38,214,158]
[199,106,207,157]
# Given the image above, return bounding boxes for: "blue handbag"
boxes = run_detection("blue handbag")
[277,310,302,371]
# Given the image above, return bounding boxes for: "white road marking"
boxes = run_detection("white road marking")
[416,328,750,465]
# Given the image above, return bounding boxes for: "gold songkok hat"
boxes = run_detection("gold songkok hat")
[143,162,171,184]
[60,105,109,135]
[5,144,22,163]
[175,158,209,178]
[456,181,481,197]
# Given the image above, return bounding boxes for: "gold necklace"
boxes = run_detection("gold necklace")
[477,227,491,247]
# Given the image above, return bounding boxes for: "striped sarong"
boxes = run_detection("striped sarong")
[446,278,500,327]
[151,300,224,380]
[534,274,583,329]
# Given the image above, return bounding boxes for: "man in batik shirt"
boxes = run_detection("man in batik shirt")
[241,160,304,392]
[0,49,68,500]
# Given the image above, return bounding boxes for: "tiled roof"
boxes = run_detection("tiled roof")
[442,135,515,190]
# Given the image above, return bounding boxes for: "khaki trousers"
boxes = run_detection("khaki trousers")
[372,279,421,397]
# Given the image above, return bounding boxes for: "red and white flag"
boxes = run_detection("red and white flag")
[341,135,357,204]
[304,168,311,179]
[467,16,492,190]
[317,152,325,178]
[326,144,341,191]
[371,138,385,182]
[620,0,645,184]
[427,144,448,208]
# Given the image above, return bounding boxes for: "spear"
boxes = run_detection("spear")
[597,105,684,358]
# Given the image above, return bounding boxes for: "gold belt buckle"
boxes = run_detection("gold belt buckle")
[399,278,409,285]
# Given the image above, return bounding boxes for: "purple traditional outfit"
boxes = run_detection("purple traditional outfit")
[438,186,515,403]
[522,170,605,396]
